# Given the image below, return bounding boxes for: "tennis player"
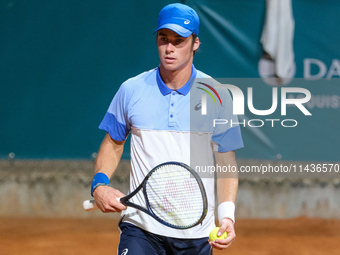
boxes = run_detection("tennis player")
[91,3,243,254]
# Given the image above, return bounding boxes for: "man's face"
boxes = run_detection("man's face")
[156,29,199,72]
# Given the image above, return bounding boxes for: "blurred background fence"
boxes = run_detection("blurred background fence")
[1,159,340,219]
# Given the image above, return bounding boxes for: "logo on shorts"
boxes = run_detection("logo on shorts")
[121,248,128,255]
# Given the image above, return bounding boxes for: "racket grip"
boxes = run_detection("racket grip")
[83,200,98,211]
[83,198,122,211]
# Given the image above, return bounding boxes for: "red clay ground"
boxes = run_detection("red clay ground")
[1,217,340,255]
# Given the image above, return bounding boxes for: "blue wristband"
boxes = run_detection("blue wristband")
[91,172,110,197]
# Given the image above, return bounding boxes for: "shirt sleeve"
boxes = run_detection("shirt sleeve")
[99,82,131,141]
[211,87,244,152]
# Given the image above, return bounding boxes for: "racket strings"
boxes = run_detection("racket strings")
[145,164,204,228]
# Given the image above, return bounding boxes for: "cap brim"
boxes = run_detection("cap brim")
[154,23,192,37]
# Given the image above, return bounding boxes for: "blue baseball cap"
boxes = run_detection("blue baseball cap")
[154,3,199,37]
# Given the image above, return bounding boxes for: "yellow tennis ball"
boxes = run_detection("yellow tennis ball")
[209,227,227,241]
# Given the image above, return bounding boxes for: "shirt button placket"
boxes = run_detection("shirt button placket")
[169,91,176,127]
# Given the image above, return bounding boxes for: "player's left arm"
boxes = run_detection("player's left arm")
[209,150,238,250]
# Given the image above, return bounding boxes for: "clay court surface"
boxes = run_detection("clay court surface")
[1,217,340,255]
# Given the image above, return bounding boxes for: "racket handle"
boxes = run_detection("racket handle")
[83,198,121,211]
[83,200,98,211]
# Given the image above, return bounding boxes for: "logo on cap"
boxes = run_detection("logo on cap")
[184,20,190,24]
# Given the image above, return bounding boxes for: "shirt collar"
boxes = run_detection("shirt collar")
[156,65,197,96]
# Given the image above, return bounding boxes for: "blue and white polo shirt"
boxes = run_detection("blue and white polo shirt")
[99,65,243,238]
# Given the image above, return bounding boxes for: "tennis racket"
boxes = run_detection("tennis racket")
[83,162,208,229]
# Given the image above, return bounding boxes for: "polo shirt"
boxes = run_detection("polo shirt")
[99,65,243,238]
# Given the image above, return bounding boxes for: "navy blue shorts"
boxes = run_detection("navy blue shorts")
[118,222,212,255]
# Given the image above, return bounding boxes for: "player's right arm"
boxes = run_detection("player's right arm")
[92,133,127,213]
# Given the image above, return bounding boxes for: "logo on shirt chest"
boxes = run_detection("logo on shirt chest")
[194,102,202,111]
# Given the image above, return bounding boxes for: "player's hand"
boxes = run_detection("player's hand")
[209,218,236,250]
[92,185,127,213]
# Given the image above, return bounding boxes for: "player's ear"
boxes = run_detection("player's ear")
[192,36,200,52]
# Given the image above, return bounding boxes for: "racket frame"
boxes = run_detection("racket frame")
[120,161,208,229]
